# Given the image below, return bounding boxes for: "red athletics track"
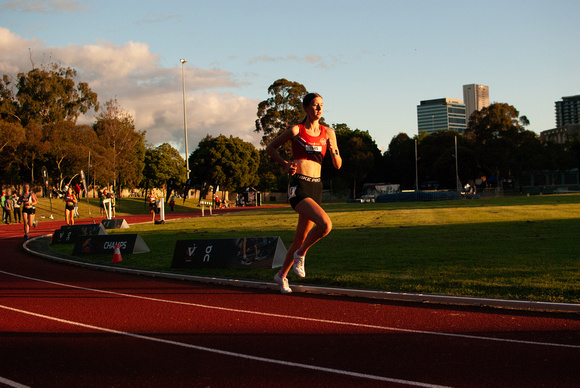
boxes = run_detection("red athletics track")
[1,211,580,387]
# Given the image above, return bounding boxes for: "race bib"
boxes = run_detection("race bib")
[305,145,322,153]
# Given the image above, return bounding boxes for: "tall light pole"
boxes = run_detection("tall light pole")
[415,139,419,192]
[455,135,461,193]
[180,59,189,181]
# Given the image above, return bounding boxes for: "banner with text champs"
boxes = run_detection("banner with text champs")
[171,237,287,269]
[52,223,107,244]
[73,234,150,255]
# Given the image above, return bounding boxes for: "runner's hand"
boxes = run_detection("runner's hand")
[286,161,297,175]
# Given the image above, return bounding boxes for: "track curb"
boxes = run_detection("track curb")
[24,234,580,314]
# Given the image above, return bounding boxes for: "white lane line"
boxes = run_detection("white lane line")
[2,270,579,350]
[0,304,449,388]
[0,376,30,388]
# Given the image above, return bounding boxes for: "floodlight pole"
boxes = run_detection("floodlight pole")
[180,58,190,181]
[415,139,419,192]
[455,136,461,193]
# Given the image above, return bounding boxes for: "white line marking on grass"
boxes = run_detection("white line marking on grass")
[0,304,449,388]
[2,270,579,350]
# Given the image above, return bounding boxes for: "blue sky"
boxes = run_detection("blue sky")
[1,0,579,155]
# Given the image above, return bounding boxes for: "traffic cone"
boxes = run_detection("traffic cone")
[112,243,122,263]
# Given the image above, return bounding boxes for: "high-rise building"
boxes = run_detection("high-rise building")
[555,95,580,127]
[462,84,489,120]
[417,98,466,135]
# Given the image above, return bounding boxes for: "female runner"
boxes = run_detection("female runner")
[18,184,38,240]
[266,93,342,293]
[63,186,77,225]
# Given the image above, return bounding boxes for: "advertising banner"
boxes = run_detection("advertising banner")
[171,237,286,269]
[101,219,130,229]
[52,223,107,244]
[73,234,150,255]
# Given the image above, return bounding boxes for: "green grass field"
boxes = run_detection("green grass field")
[45,194,580,303]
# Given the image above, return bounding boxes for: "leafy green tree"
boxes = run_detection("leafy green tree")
[514,131,545,173]
[324,124,381,198]
[541,141,576,186]
[189,135,259,193]
[41,120,97,188]
[465,103,523,145]
[256,148,286,192]
[7,64,99,126]
[383,131,478,191]
[255,79,307,191]
[17,123,46,184]
[255,79,338,192]
[383,133,416,190]
[567,136,580,168]
[0,119,26,185]
[464,103,528,184]
[255,78,308,146]
[92,99,145,191]
[417,131,462,189]
[0,119,25,154]
[0,63,99,185]
[0,75,20,123]
[142,143,186,189]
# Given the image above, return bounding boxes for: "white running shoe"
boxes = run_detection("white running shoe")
[292,251,306,278]
[274,273,292,294]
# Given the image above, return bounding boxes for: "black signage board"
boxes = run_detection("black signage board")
[171,237,286,269]
[72,234,150,255]
[52,223,107,244]
[101,219,130,229]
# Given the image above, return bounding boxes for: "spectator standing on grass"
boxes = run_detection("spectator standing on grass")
[12,193,21,223]
[73,184,80,218]
[266,93,342,294]
[99,189,107,218]
[73,197,80,218]
[98,190,105,218]
[18,184,38,240]
[1,191,5,223]
[3,192,12,224]
[63,186,77,225]
[109,190,116,218]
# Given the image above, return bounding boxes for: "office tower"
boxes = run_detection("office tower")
[463,84,490,120]
[555,95,580,127]
[417,98,466,135]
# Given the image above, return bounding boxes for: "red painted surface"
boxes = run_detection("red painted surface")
[1,210,579,387]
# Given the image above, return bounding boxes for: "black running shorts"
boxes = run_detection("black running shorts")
[22,207,35,215]
[289,174,322,209]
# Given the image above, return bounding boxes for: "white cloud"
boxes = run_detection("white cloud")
[0,27,45,73]
[0,27,263,154]
[248,54,298,64]
[247,53,338,69]
[2,0,85,13]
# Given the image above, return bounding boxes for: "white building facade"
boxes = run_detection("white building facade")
[462,84,489,121]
